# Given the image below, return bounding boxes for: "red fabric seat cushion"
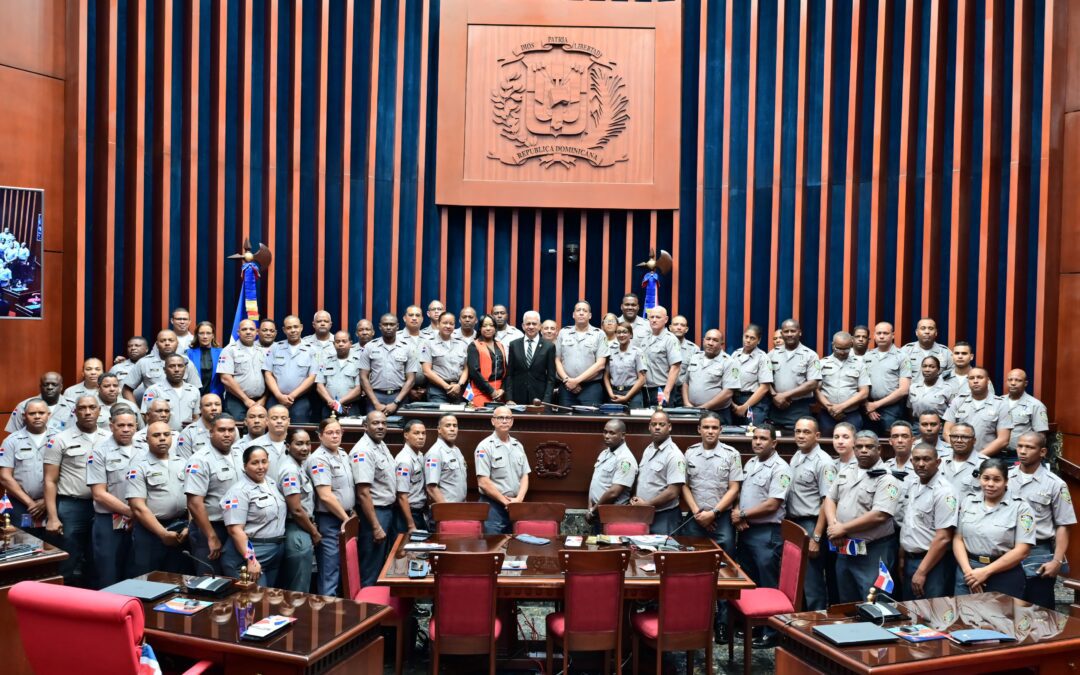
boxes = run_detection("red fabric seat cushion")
[429,616,502,641]
[438,521,483,536]
[630,611,659,640]
[604,522,649,536]
[730,587,795,618]
[513,520,559,537]
[354,585,407,618]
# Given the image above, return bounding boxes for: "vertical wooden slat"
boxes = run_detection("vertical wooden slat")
[742,0,760,324]
[413,0,431,306]
[532,210,541,313]
[463,207,473,309]
[101,0,119,358]
[624,211,634,296]
[893,0,919,338]
[127,0,147,337]
[314,0,329,311]
[767,0,787,330]
[210,0,227,333]
[288,0,302,313]
[601,210,610,313]
[975,0,1003,369]
[791,0,809,326]
[363,0,382,318]
[671,210,680,321]
[339,0,354,325]
[240,0,253,243]
[578,211,587,307]
[182,0,200,320]
[920,0,946,320]
[438,206,448,303]
[153,0,174,330]
[388,0,406,315]
[1002,0,1032,374]
[867,0,892,323]
[947,0,973,341]
[648,209,657,251]
[694,0,708,338]
[720,0,734,333]
[841,0,866,331]
[815,0,837,351]
[556,210,565,326]
[509,208,519,318]
[264,0,278,318]
[485,209,495,312]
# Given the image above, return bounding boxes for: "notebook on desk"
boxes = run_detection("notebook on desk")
[812,622,900,647]
[100,578,179,602]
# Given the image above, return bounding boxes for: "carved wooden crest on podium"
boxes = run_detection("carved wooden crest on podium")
[535,441,572,479]
[435,0,681,210]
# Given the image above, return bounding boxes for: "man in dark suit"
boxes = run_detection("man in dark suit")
[505,311,556,405]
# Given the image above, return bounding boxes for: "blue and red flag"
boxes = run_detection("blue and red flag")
[230,261,261,342]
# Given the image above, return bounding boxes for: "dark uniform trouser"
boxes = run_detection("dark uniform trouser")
[686,512,736,624]
[92,512,132,588]
[731,391,769,427]
[769,397,813,431]
[737,523,782,637]
[315,512,345,596]
[901,550,950,600]
[791,516,827,611]
[955,558,1027,598]
[189,520,229,576]
[221,537,285,588]
[10,499,53,546]
[270,394,313,424]
[561,380,604,407]
[393,506,429,537]
[223,393,251,421]
[649,507,682,535]
[835,537,892,603]
[130,520,189,577]
[816,409,865,436]
[609,386,644,409]
[1023,541,1060,609]
[279,519,315,593]
[480,495,512,535]
[365,390,400,414]
[56,496,96,587]
[868,401,905,437]
[359,505,396,588]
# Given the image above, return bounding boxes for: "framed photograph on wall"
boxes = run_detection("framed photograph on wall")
[0,186,44,319]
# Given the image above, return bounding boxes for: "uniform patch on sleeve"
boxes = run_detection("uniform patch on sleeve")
[779,474,791,489]
[396,466,410,478]
[886,484,899,500]
[222,498,240,510]
[824,468,837,483]
[311,462,328,474]
[1020,513,1034,533]
[127,469,139,480]
[945,495,958,511]
[186,463,200,475]
[619,460,631,472]
[351,452,365,463]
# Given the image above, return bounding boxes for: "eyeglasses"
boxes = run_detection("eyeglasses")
[493,415,513,421]
[949,434,974,441]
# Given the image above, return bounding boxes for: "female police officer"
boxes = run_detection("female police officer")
[953,458,1036,597]
[277,427,321,592]
[220,445,287,585]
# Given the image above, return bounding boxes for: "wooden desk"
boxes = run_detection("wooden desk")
[377,533,755,600]
[769,592,1080,674]
[0,528,68,675]
[138,571,390,675]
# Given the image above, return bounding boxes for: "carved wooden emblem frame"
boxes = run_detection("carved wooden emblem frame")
[534,441,572,479]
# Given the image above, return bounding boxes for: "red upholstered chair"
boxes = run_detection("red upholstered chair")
[630,550,723,675]
[727,519,809,675]
[546,549,631,675]
[8,580,214,675]
[508,502,566,537]
[430,551,505,674]
[597,504,655,536]
[339,515,409,675]
[430,501,490,536]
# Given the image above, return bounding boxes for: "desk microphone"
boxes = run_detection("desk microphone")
[180,551,236,597]
[661,511,699,550]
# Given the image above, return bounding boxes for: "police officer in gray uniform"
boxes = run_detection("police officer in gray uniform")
[940,422,982,498]
[1004,370,1050,455]
[944,368,1013,458]
[184,413,243,575]
[617,294,651,347]
[264,316,318,423]
[555,301,610,407]
[121,330,201,403]
[8,372,73,434]
[87,408,138,587]
[43,395,109,587]
[177,394,223,459]
[767,319,821,429]
[907,355,954,419]
[109,337,150,405]
[640,306,683,407]
[787,417,835,611]
[631,411,686,534]
[815,331,869,434]
[863,322,912,436]
[669,315,699,408]
[276,427,320,593]
[954,458,1035,597]
[421,313,469,403]
[217,319,268,419]
[352,411,398,586]
[301,310,338,368]
[132,399,175,456]
[731,326,772,424]
[127,421,189,576]
[823,430,901,602]
[307,418,355,596]
[1009,432,1076,608]
[587,419,638,532]
[394,420,429,536]
[682,330,740,422]
[425,415,469,505]
[900,318,955,384]
[141,354,201,431]
[900,442,958,600]
[358,314,419,414]
[681,412,742,548]
[475,407,531,534]
[0,399,52,538]
[220,444,288,585]
[605,323,647,407]
[315,331,364,417]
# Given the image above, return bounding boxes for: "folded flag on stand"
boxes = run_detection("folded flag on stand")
[0,493,12,514]
[463,383,475,404]
[874,560,895,594]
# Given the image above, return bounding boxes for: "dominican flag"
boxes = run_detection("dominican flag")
[230,261,261,342]
[874,560,895,594]
[656,387,666,407]
[137,643,163,675]
[463,383,475,403]
[0,493,12,514]
[245,540,257,562]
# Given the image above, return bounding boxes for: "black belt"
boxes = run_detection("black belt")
[1035,538,1055,547]
[613,385,634,391]
[375,388,401,396]
[249,536,285,544]
[57,495,91,503]
[969,553,1002,565]
[905,550,928,559]
[374,504,395,511]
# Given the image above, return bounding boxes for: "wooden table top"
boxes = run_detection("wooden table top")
[0,527,68,578]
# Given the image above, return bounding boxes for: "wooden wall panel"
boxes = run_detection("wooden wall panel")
[0,0,65,79]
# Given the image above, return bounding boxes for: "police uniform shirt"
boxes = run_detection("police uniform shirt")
[86,436,137,515]
[618,315,651,347]
[350,435,397,507]
[183,447,244,522]
[787,445,836,518]
[947,373,996,399]
[98,399,140,431]
[685,442,744,512]
[606,345,646,388]
[399,333,430,364]
[419,336,469,385]
[908,379,954,418]
[641,329,683,388]
[316,352,364,401]
[474,432,530,499]
[394,446,427,509]
[306,446,356,513]
[828,460,901,541]
[217,342,268,398]
[263,341,317,394]
[944,394,1014,453]
[451,328,477,342]
[6,396,74,434]
[141,383,201,432]
[733,347,774,392]
[556,326,610,381]
[834,455,858,474]
[588,442,638,506]
[419,325,438,342]
[941,453,982,500]
[901,341,956,384]
[239,435,285,484]
[818,354,870,407]
[495,326,524,345]
[957,494,1036,557]
[221,473,287,539]
[110,360,141,401]
[126,449,188,520]
[424,439,469,504]
[0,429,49,499]
[63,382,95,402]
[863,345,913,401]
[146,333,194,358]
[935,438,953,457]
[177,419,213,460]
[1006,393,1050,449]
[43,426,109,499]
[278,452,316,516]
[739,452,791,524]
[356,338,420,391]
[676,339,700,386]
[883,457,919,526]
[123,352,201,392]
[685,351,741,408]
[768,343,822,398]
[635,438,686,512]
[132,427,177,457]
[1007,464,1077,540]
[301,334,338,369]
[900,472,958,554]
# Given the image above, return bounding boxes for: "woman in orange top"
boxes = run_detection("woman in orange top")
[466,314,506,407]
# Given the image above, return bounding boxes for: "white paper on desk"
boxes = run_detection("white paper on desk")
[640,563,657,573]
[403,542,447,551]
[501,556,528,571]
[627,535,669,547]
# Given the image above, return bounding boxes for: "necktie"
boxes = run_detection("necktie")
[526,339,534,367]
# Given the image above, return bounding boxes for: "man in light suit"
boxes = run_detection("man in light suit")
[505,311,557,405]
